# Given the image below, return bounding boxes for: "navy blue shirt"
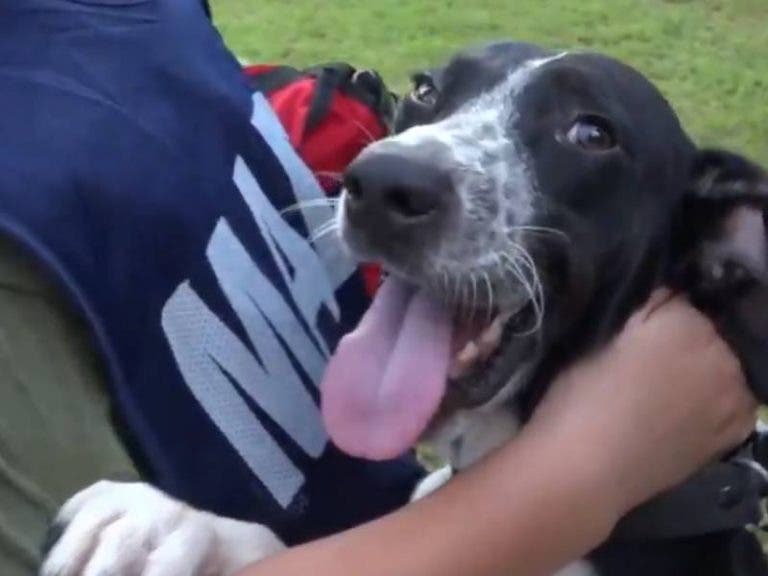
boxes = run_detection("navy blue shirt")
[0,0,422,544]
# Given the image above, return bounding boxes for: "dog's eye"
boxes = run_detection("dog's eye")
[412,80,439,106]
[565,116,617,151]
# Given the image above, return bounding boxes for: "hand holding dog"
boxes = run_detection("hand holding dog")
[236,291,758,576]
[529,289,759,520]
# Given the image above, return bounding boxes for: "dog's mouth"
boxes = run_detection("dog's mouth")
[320,275,535,461]
[446,298,537,404]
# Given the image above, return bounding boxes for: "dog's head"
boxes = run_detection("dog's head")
[320,42,768,464]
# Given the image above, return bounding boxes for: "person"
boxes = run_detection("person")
[0,1,756,575]
[237,291,758,576]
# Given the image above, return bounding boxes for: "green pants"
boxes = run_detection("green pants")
[0,238,136,575]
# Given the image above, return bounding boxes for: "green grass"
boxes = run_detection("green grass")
[212,0,767,164]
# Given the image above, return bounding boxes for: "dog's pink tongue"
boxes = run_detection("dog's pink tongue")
[321,277,452,460]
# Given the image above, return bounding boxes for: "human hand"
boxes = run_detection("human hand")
[527,290,758,522]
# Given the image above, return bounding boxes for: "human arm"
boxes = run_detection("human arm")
[237,292,757,576]
[0,238,138,576]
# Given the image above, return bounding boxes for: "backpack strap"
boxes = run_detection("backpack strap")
[302,63,396,134]
[243,65,305,95]
[244,62,397,149]
[243,62,389,295]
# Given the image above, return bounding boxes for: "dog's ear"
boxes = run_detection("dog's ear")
[393,69,443,133]
[675,149,768,296]
[673,149,768,400]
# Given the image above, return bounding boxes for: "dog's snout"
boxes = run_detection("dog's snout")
[344,151,453,225]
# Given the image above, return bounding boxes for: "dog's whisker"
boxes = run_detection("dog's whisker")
[498,252,529,297]
[470,272,479,323]
[281,198,340,216]
[452,276,462,313]
[481,270,494,324]
[507,244,540,296]
[463,277,475,320]
[505,245,545,333]
[433,272,447,303]
[499,249,543,335]
[310,225,340,243]
[508,225,571,243]
[510,247,539,299]
[441,270,452,306]
[309,218,340,243]
[508,248,543,318]
[309,214,337,233]
[310,223,336,242]
[498,258,532,323]
[528,258,546,324]
[459,277,470,319]
[451,272,460,309]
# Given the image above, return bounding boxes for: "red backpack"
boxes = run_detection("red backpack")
[244,63,390,295]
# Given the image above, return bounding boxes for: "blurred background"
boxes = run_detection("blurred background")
[213,0,767,164]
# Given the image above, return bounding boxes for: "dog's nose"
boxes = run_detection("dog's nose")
[343,151,452,226]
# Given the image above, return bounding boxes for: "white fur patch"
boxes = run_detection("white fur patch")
[410,465,455,501]
[554,560,599,576]
[341,52,569,324]
[427,406,522,470]
[713,206,767,280]
[393,52,567,233]
[418,56,571,470]
[41,481,284,576]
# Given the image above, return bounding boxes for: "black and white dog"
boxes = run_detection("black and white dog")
[323,42,768,575]
[42,42,768,576]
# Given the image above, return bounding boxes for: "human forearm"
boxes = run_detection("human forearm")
[239,294,758,576]
[237,426,618,576]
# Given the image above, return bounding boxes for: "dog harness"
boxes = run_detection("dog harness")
[0,0,422,545]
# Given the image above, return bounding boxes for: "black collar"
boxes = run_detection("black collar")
[612,434,768,541]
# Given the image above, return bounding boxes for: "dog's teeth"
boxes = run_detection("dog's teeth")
[457,341,480,364]
[448,341,481,380]
[447,312,518,380]
[478,316,504,358]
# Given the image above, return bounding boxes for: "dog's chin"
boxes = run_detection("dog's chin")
[414,298,540,467]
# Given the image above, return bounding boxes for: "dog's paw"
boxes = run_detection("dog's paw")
[553,561,598,576]
[40,480,284,576]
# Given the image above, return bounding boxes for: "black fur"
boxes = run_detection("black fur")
[347,42,768,575]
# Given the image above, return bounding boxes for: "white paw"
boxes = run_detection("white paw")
[41,481,284,576]
[553,560,598,576]
[410,466,454,502]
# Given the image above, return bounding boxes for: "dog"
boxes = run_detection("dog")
[41,42,768,576]
[322,41,768,575]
